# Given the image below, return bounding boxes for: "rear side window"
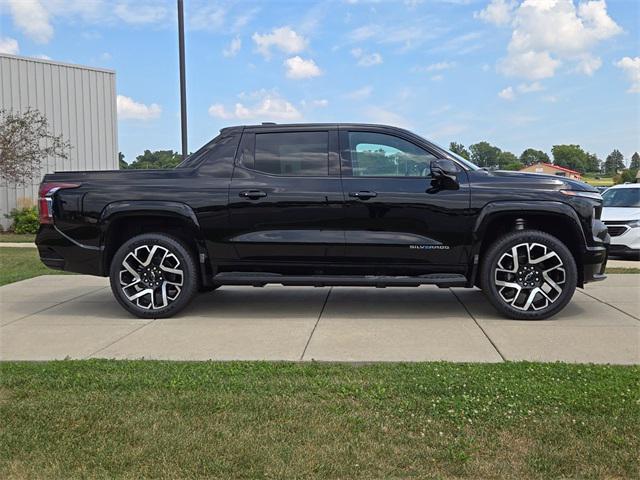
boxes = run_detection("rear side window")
[253,132,328,176]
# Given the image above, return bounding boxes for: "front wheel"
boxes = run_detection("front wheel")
[109,233,198,318]
[480,230,577,320]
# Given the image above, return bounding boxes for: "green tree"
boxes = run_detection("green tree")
[449,142,470,160]
[630,152,640,170]
[603,149,625,175]
[519,148,550,167]
[469,141,502,168]
[127,150,183,169]
[614,168,638,184]
[497,151,519,168]
[118,152,128,170]
[551,144,587,173]
[0,108,70,184]
[584,152,600,173]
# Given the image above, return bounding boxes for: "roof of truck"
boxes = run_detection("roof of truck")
[221,122,407,131]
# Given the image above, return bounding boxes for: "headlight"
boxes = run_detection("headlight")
[560,190,602,200]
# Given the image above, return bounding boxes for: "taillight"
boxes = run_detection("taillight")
[38,183,79,224]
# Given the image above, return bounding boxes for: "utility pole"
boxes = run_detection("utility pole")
[177,0,188,159]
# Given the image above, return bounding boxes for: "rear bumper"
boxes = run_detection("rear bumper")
[35,224,104,276]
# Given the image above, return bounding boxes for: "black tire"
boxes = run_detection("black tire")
[480,230,577,320]
[109,233,198,319]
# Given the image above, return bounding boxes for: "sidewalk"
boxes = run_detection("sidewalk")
[1,274,638,364]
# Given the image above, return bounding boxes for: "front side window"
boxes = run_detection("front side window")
[348,132,437,177]
[253,131,328,176]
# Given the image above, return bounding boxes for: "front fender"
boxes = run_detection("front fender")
[472,200,586,250]
[468,201,587,287]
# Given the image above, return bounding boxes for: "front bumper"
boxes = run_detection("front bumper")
[582,219,609,284]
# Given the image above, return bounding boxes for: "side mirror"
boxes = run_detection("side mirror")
[430,159,459,185]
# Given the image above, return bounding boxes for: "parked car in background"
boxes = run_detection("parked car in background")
[36,123,609,320]
[601,183,640,259]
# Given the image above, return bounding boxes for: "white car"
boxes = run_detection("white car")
[601,183,640,259]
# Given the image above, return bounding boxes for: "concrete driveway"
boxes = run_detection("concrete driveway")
[1,274,638,364]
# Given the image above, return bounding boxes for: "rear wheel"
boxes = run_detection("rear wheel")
[109,233,198,318]
[481,230,577,320]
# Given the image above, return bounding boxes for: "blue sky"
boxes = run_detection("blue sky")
[1,0,639,166]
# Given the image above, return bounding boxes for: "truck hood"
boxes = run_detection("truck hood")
[488,170,596,192]
[601,207,640,222]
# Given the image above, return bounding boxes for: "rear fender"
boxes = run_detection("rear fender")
[99,201,211,283]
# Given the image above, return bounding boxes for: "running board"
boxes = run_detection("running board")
[212,272,467,288]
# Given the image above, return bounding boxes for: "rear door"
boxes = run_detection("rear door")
[339,127,471,268]
[227,126,344,265]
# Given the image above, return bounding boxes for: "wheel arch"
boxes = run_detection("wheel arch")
[99,201,212,285]
[471,201,587,287]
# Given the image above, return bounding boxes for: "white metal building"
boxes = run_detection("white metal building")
[0,54,118,229]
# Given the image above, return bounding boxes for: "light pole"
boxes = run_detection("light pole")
[177,0,188,159]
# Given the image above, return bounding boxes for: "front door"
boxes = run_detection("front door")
[339,128,471,269]
[227,128,344,266]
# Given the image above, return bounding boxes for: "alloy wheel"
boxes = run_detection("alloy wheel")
[119,244,184,310]
[494,242,566,312]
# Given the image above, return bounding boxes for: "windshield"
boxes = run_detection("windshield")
[602,188,640,207]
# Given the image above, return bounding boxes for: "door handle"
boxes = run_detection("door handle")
[349,191,377,200]
[239,190,267,199]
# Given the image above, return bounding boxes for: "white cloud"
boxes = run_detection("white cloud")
[425,61,456,72]
[0,37,19,55]
[345,85,373,100]
[498,86,515,100]
[223,37,242,58]
[499,81,545,100]
[252,26,308,58]
[189,4,227,31]
[301,99,329,108]
[430,74,444,81]
[117,95,162,120]
[486,0,622,80]
[516,81,543,93]
[351,48,383,67]
[208,90,302,121]
[348,22,438,51]
[284,56,322,79]
[475,0,517,26]
[114,3,167,24]
[616,56,640,93]
[33,54,51,60]
[6,0,53,43]
[574,54,602,75]
[499,50,560,80]
[365,106,411,129]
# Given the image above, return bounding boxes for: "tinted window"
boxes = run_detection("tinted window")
[348,132,436,177]
[196,134,240,177]
[254,132,328,176]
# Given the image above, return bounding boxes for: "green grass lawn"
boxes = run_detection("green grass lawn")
[0,233,35,243]
[0,361,638,479]
[0,247,70,286]
[582,175,614,187]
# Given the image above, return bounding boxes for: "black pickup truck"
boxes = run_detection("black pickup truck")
[36,123,609,319]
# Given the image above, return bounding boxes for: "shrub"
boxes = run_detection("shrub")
[6,206,39,234]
